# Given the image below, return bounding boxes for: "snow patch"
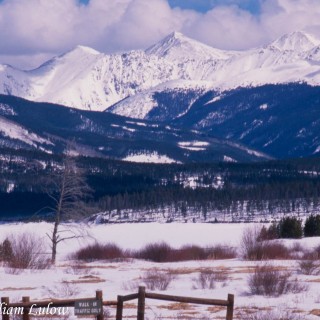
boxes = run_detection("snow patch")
[0,103,17,116]
[178,141,209,151]
[259,103,268,110]
[223,155,237,162]
[126,121,147,127]
[123,151,178,164]
[314,145,320,153]
[179,141,209,147]
[122,126,136,132]
[204,96,222,105]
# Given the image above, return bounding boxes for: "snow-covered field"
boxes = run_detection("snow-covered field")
[1,222,320,319]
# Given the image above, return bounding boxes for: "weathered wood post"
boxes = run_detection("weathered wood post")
[95,290,103,320]
[22,297,30,320]
[1,297,10,320]
[115,296,123,320]
[137,286,146,320]
[226,294,234,320]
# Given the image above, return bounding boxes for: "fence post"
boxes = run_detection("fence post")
[96,290,103,320]
[226,294,234,320]
[22,297,30,320]
[1,297,10,320]
[116,296,123,320]
[137,286,146,320]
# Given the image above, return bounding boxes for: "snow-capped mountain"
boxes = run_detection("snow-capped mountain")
[1,31,320,114]
[270,31,320,52]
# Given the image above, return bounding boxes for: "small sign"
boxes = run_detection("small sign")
[74,299,102,316]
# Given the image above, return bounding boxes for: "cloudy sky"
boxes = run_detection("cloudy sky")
[1,0,320,69]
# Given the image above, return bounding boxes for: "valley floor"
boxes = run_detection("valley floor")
[0,223,320,319]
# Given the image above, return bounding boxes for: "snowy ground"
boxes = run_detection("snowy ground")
[0,222,320,319]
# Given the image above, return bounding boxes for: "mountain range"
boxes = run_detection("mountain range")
[1,30,320,114]
[0,31,320,162]
[0,94,269,163]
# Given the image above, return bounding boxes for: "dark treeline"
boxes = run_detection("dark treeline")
[1,147,320,220]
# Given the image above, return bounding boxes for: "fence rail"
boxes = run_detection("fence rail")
[1,288,234,320]
[115,286,234,320]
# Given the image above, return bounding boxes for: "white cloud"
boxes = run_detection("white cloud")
[0,0,320,68]
[184,5,264,50]
[260,0,320,39]
[101,0,183,51]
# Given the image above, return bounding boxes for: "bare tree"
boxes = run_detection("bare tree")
[45,154,92,264]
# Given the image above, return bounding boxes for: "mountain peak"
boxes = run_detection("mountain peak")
[32,45,100,73]
[63,45,101,57]
[168,31,185,40]
[145,31,193,56]
[145,31,229,60]
[270,31,320,52]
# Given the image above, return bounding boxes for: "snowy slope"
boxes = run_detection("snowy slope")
[1,31,320,114]
[0,116,53,148]
[108,80,212,119]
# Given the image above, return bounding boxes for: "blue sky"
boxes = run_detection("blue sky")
[165,0,260,14]
[78,0,261,14]
[0,0,320,69]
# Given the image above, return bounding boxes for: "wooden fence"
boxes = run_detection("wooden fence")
[1,288,234,320]
[116,287,234,320]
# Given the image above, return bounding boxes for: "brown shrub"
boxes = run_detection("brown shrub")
[73,242,236,263]
[314,244,320,259]
[73,242,123,261]
[0,238,13,262]
[142,270,175,291]
[170,245,207,262]
[262,242,291,260]
[241,226,307,261]
[241,226,265,260]
[134,242,172,262]
[207,245,237,260]
[248,264,307,296]
[5,233,51,272]
[298,260,320,275]
[133,243,237,262]
[192,269,228,290]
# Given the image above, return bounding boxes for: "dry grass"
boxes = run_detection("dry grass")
[206,306,226,313]
[158,303,195,311]
[62,275,106,284]
[0,287,36,291]
[310,309,320,316]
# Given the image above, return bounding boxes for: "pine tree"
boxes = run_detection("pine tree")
[279,216,303,239]
[304,215,320,237]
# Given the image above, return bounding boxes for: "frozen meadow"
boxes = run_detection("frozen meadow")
[0,222,320,319]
